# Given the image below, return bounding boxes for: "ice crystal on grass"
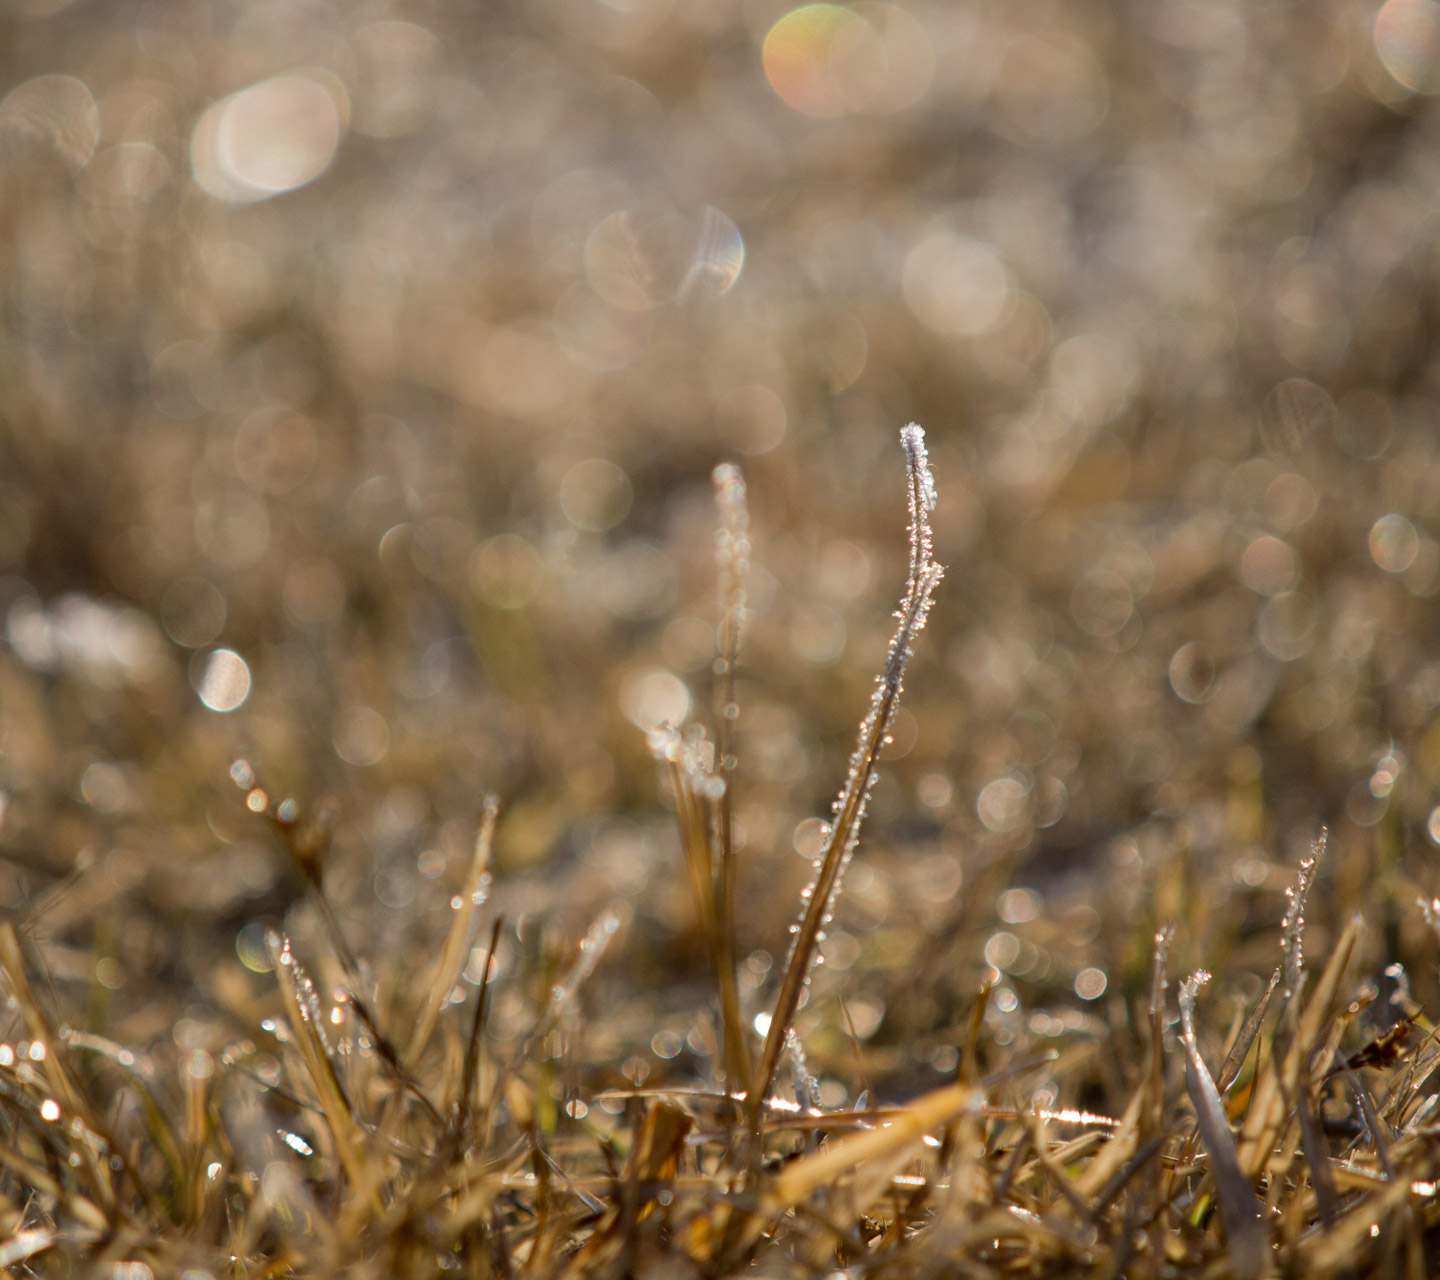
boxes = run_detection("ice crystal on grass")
[1282,829,1325,999]
[784,426,942,975]
[749,425,944,1118]
[643,464,754,1087]
[712,461,750,682]
[272,933,334,1059]
[785,1027,819,1115]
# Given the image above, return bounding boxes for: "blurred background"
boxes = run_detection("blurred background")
[2,0,1440,1110]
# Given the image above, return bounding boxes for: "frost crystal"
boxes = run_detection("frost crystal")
[786,1027,819,1114]
[781,425,944,980]
[752,425,944,1112]
[1281,829,1325,998]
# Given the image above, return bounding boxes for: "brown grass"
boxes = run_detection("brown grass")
[0,436,1437,1277]
[3,1,1440,1275]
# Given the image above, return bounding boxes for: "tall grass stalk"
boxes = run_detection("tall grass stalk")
[746,424,943,1127]
[712,461,753,1091]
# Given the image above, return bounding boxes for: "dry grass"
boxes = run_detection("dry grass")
[0,434,1438,1278]
[4,0,1440,1275]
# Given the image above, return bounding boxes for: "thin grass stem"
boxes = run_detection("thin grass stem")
[746,425,943,1130]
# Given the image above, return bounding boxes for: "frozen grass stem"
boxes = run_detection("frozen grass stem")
[747,424,943,1127]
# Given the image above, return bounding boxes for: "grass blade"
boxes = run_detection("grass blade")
[712,461,753,1092]
[1218,967,1281,1094]
[1178,970,1265,1279]
[1296,1080,1339,1229]
[1281,829,1325,1001]
[456,913,505,1144]
[265,930,378,1214]
[1237,912,1362,1179]
[405,798,498,1069]
[747,425,943,1127]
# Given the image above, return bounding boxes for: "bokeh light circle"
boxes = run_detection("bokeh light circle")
[763,5,871,117]
[192,71,347,203]
[762,3,934,117]
[560,458,633,531]
[1370,513,1420,572]
[1375,0,1440,94]
[0,74,99,169]
[194,649,251,712]
[903,233,1012,337]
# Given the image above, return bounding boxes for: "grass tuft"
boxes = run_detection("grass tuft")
[3,431,1440,1279]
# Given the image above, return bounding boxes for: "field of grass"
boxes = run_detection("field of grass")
[3,0,1440,1275]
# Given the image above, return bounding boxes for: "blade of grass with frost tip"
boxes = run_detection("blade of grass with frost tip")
[264,930,378,1215]
[653,725,752,1088]
[405,798,498,1069]
[1238,912,1362,1179]
[661,742,718,940]
[746,425,943,1128]
[1218,967,1281,1094]
[1148,923,1173,1118]
[961,977,992,1085]
[1281,829,1325,1002]
[1227,847,1325,1183]
[1178,970,1264,1280]
[712,462,752,1090]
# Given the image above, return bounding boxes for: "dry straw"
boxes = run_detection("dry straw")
[0,433,1437,1278]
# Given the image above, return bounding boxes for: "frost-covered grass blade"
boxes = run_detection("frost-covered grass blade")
[747,424,943,1127]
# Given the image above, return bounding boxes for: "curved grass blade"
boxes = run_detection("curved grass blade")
[746,425,943,1127]
[1178,970,1264,1280]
